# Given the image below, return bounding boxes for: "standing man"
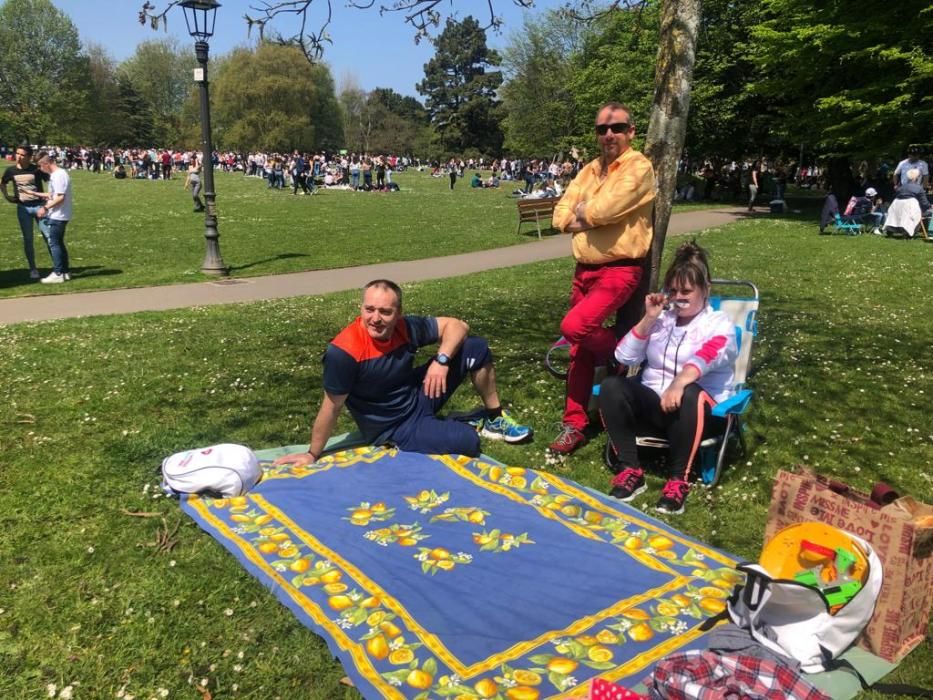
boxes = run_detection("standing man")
[1,145,48,280]
[32,153,72,284]
[273,279,532,468]
[893,146,929,188]
[549,101,655,456]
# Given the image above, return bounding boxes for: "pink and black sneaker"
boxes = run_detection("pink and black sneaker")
[655,479,690,515]
[609,467,646,502]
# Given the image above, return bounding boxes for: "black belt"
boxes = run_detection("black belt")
[576,258,644,270]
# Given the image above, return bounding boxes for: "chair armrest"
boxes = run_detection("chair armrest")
[712,389,753,417]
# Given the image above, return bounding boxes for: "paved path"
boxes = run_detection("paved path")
[0,208,750,325]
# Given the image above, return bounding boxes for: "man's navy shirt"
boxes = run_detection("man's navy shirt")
[323,315,438,442]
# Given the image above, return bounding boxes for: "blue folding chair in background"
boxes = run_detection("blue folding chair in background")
[831,212,865,235]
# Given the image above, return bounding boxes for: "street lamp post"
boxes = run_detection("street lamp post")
[180,0,227,276]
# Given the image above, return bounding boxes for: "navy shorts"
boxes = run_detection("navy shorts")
[384,336,492,457]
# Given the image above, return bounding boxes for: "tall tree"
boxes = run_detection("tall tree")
[82,43,121,146]
[119,38,196,145]
[110,74,156,147]
[209,42,342,152]
[417,16,503,155]
[500,10,586,156]
[643,0,701,289]
[0,0,87,142]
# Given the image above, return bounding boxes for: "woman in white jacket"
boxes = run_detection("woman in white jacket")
[598,241,737,514]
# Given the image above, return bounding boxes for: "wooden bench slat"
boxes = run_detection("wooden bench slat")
[516,196,561,239]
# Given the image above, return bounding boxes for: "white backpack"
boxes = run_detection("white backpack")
[161,443,262,497]
[725,530,883,673]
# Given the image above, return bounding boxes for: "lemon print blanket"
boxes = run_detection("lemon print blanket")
[180,446,741,699]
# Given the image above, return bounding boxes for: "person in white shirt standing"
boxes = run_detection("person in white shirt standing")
[33,152,72,284]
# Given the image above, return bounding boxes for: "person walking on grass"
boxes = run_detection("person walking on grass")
[184,157,205,212]
[30,153,72,284]
[1,145,48,280]
[273,279,532,468]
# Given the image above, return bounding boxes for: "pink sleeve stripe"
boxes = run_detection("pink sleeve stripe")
[695,335,727,364]
[630,328,649,340]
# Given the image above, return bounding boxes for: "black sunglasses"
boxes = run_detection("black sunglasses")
[595,122,631,136]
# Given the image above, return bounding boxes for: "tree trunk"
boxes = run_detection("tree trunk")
[643,0,702,291]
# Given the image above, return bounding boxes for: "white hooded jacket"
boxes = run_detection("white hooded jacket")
[614,305,737,402]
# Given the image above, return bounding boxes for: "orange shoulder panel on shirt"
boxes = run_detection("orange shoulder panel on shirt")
[330,317,410,362]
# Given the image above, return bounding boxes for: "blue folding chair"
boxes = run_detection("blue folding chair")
[598,279,759,486]
[831,212,864,236]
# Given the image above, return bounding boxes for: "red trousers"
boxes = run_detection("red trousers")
[560,262,642,430]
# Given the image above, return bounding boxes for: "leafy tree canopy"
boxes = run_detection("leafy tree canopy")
[417,16,503,155]
[746,0,933,159]
[0,0,87,142]
[209,42,342,152]
[500,9,587,157]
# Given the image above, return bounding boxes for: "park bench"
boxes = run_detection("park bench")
[516,196,561,239]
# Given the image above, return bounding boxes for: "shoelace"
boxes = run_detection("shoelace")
[611,468,643,488]
[552,424,581,447]
[660,480,690,500]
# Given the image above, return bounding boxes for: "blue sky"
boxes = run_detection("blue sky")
[51,0,562,98]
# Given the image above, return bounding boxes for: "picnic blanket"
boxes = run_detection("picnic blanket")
[180,445,746,699]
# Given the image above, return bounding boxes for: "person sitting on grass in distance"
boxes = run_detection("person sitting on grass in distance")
[273,279,533,468]
[598,241,737,515]
[471,172,483,188]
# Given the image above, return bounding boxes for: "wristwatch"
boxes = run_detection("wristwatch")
[435,353,450,366]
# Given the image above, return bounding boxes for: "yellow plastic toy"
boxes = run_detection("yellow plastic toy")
[759,522,870,587]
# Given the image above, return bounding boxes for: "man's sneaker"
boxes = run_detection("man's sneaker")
[29,269,40,280]
[40,272,67,284]
[655,479,690,515]
[548,424,586,455]
[609,467,646,502]
[872,227,882,235]
[63,272,71,281]
[480,410,532,444]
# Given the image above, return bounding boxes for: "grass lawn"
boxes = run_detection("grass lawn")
[0,168,735,299]
[1,217,930,698]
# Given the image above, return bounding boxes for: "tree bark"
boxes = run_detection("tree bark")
[643,0,702,291]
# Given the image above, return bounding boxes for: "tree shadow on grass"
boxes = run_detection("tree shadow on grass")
[229,253,310,272]
[518,226,560,239]
[0,265,120,289]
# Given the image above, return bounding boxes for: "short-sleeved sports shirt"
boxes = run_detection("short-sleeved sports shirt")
[323,315,438,441]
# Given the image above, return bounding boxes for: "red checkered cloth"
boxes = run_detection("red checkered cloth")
[589,678,649,699]
[643,651,832,700]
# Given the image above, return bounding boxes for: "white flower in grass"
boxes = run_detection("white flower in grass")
[233,664,243,672]
[157,689,168,698]
[224,608,234,617]
[47,683,57,698]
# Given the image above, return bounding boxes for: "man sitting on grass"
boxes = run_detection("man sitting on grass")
[274,279,532,467]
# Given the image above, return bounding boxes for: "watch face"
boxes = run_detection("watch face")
[437,353,450,365]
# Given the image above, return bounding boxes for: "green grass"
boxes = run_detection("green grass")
[0,169,734,299]
[1,217,930,698]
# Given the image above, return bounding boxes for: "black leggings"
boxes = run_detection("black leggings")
[598,375,724,481]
